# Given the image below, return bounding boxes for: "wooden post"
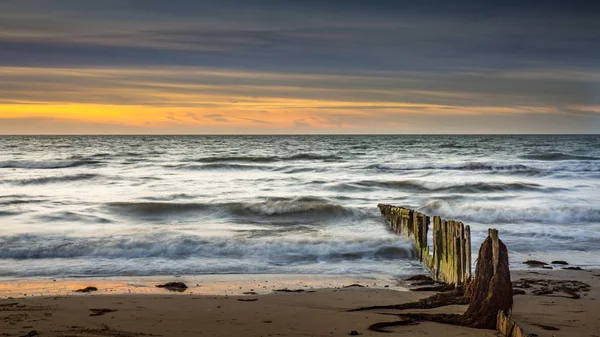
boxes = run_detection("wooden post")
[432,216,442,279]
[455,236,462,284]
[459,223,465,281]
[465,225,472,279]
[450,221,456,283]
[489,228,500,275]
[376,204,480,286]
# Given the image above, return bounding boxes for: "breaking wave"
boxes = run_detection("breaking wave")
[170,163,268,171]
[0,160,101,169]
[106,198,367,221]
[0,233,413,262]
[193,153,343,163]
[421,199,600,224]
[8,173,100,185]
[367,162,537,173]
[344,180,562,193]
[520,153,600,161]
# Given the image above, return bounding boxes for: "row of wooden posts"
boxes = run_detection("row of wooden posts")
[378,204,526,337]
[378,204,472,285]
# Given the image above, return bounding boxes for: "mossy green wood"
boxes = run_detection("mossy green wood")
[377,204,472,285]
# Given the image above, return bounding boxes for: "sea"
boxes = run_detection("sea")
[1,135,599,278]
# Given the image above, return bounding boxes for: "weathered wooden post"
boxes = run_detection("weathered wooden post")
[465,225,472,279]
[463,227,513,328]
[377,204,474,286]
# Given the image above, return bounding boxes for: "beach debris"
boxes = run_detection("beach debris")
[369,318,419,332]
[512,289,526,295]
[562,266,583,271]
[0,302,20,308]
[409,277,436,286]
[523,260,548,267]
[405,275,433,282]
[274,288,305,293]
[512,278,590,299]
[349,287,468,313]
[155,282,188,292]
[551,260,569,265]
[262,320,273,324]
[237,298,258,302]
[74,286,98,293]
[243,291,258,295]
[343,284,365,288]
[532,323,560,331]
[89,308,118,316]
[348,330,361,335]
[410,283,454,292]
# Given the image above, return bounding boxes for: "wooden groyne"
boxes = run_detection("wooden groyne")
[378,204,471,285]
[377,204,527,337]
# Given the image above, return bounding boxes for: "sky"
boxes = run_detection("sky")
[0,0,599,134]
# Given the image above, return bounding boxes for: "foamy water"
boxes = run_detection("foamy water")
[1,135,599,278]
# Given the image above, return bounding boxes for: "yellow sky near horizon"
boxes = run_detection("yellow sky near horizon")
[0,66,597,134]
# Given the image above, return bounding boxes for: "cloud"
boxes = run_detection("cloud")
[0,1,598,74]
[294,120,312,128]
[0,1,598,133]
[204,113,229,122]
[0,117,148,134]
[203,113,270,124]
[238,117,270,124]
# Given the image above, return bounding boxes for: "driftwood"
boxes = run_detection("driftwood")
[349,287,467,313]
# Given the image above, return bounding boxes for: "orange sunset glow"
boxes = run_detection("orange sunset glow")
[0,0,598,134]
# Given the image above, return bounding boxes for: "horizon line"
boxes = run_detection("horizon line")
[1,133,599,136]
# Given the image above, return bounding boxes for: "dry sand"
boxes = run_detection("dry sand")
[1,269,598,337]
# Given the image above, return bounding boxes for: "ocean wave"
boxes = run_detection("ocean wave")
[348,180,560,193]
[0,233,413,262]
[438,143,466,149]
[0,197,46,205]
[142,193,198,201]
[106,198,366,221]
[9,173,100,185]
[193,153,342,163]
[169,163,268,171]
[520,153,600,161]
[367,162,537,173]
[69,153,113,159]
[35,211,112,224]
[275,166,329,174]
[0,159,101,169]
[421,199,600,224]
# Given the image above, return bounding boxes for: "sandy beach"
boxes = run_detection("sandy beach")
[1,269,597,337]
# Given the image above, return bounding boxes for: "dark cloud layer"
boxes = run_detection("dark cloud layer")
[0,0,599,133]
[1,0,598,71]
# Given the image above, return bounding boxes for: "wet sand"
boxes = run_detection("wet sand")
[0,269,597,337]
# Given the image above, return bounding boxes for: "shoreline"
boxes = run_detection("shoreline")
[1,269,598,336]
[0,273,409,299]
